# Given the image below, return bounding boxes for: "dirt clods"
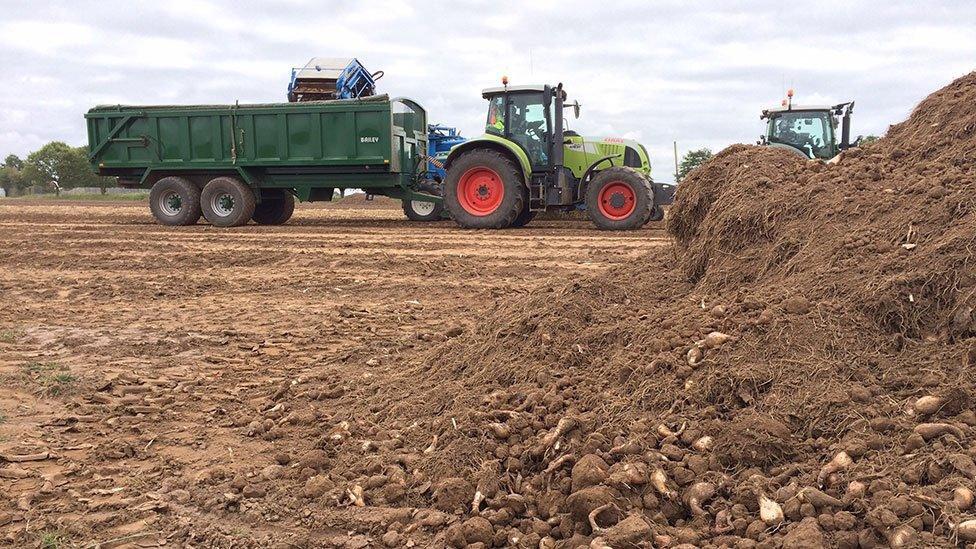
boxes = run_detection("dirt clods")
[357,70,976,546]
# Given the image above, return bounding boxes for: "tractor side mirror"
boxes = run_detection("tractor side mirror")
[573,102,580,119]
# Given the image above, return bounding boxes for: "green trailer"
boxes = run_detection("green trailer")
[85,95,440,226]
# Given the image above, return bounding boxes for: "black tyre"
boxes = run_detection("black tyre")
[402,180,445,222]
[252,191,295,225]
[148,176,201,226]
[510,206,537,228]
[201,176,256,227]
[443,149,526,229]
[585,167,654,230]
[648,205,665,222]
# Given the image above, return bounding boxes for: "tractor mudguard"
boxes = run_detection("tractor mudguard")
[579,155,621,188]
[444,134,532,185]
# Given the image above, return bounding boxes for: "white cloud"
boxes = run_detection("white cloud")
[0,21,95,55]
[0,0,973,181]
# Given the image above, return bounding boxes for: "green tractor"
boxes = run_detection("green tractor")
[442,81,674,230]
[759,89,859,161]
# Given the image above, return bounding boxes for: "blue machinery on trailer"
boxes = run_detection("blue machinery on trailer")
[287,58,466,182]
[287,57,384,102]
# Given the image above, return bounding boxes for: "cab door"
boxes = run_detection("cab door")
[506,93,550,171]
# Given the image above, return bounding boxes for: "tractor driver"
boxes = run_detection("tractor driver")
[774,118,799,145]
[487,98,505,134]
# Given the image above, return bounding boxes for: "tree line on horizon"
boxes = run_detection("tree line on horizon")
[2,139,879,197]
[0,142,116,196]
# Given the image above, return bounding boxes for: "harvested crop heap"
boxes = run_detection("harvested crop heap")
[287,73,976,548]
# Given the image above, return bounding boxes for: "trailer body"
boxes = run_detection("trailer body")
[85,94,433,205]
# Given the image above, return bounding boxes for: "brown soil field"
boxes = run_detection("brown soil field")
[2,71,974,549]
[0,200,667,547]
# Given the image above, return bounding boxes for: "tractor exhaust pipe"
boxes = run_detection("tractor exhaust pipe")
[552,84,565,167]
[839,101,855,150]
[551,84,574,205]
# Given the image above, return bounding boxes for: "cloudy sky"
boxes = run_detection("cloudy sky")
[1,0,973,181]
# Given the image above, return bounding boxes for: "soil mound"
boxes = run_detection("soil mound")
[669,72,976,339]
[312,72,976,547]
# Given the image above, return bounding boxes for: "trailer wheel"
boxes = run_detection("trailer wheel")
[252,191,295,225]
[402,181,444,222]
[149,176,202,226]
[585,167,653,230]
[201,177,256,227]
[444,149,525,229]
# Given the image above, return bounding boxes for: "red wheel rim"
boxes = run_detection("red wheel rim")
[597,181,637,220]
[457,167,504,216]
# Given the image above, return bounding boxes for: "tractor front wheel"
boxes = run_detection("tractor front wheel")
[444,149,526,229]
[585,167,653,230]
[648,205,665,222]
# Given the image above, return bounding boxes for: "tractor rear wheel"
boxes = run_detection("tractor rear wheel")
[585,167,653,230]
[149,176,202,226]
[444,149,525,229]
[252,190,295,225]
[403,180,445,222]
[201,176,256,227]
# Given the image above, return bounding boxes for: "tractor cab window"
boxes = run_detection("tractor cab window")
[486,96,505,136]
[768,111,833,159]
[507,93,549,168]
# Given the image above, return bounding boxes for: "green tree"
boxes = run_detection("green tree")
[22,142,107,194]
[678,148,714,181]
[859,135,880,146]
[3,154,24,170]
[0,166,25,196]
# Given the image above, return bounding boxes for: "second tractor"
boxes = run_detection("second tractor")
[759,89,859,161]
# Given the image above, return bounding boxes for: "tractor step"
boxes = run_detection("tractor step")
[529,174,547,211]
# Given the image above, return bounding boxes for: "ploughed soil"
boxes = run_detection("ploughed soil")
[0,202,666,547]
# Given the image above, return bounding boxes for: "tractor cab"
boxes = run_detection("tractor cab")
[760,89,858,160]
[477,82,577,212]
[482,84,566,171]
